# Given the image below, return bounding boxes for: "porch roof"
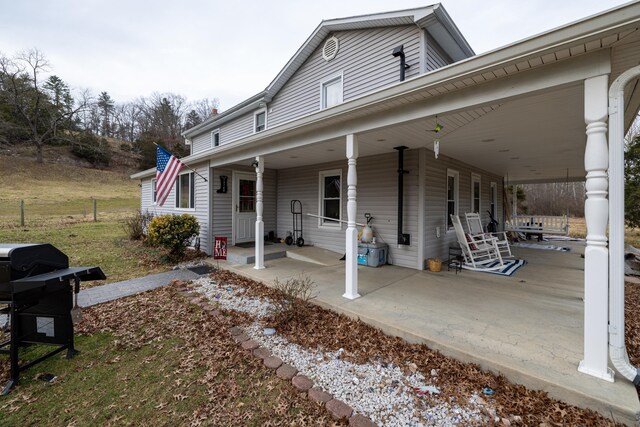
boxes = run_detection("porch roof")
[131,1,640,182]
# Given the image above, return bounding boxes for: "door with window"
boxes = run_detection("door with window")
[233,173,256,244]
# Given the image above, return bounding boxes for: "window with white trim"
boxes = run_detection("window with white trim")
[471,173,481,213]
[490,182,497,218]
[254,110,266,133]
[321,75,343,109]
[175,172,195,209]
[319,169,342,227]
[151,178,157,204]
[446,169,459,229]
[211,129,220,147]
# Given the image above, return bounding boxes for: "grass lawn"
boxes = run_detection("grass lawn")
[568,217,640,247]
[0,287,330,426]
[0,150,139,226]
[0,219,168,286]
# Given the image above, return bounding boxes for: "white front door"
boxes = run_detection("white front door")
[233,173,256,244]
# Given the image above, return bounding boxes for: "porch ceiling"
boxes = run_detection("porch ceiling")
[261,83,586,183]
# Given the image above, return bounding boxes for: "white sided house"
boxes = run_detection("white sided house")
[132,2,640,403]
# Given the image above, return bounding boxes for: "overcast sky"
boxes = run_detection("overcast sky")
[0,0,630,110]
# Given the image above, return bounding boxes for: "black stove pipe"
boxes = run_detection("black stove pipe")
[392,45,407,82]
[395,146,410,245]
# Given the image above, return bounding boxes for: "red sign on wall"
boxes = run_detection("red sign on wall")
[214,236,228,260]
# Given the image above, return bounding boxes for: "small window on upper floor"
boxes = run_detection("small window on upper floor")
[211,129,220,147]
[321,75,343,109]
[254,110,266,133]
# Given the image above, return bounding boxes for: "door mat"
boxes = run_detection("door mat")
[234,242,274,249]
[187,266,216,275]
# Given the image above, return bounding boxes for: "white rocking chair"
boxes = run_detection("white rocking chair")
[450,214,504,271]
[465,212,513,259]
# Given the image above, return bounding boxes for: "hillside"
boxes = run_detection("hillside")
[0,141,143,226]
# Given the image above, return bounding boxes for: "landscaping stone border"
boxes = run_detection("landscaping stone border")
[175,280,378,427]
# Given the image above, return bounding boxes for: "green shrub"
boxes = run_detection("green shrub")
[122,210,154,241]
[147,214,200,257]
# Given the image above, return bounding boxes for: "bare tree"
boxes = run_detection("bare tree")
[192,97,220,122]
[0,49,90,163]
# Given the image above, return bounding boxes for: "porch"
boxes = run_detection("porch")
[217,242,640,424]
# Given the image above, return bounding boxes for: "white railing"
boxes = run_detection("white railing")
[505,214,569,235]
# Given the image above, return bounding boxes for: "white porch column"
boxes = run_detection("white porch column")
[344,134,360,299]
[578,75,613,381]
[254,156,265,270]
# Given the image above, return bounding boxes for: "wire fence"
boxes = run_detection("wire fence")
[0,198,138,227]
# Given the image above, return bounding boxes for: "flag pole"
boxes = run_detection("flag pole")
[154,142,208,182]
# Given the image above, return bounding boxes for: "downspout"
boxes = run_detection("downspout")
[608,64,640,386]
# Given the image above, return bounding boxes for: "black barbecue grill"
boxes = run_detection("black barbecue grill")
[0,243,105,395]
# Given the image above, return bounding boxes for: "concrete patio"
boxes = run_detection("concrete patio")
[215,241,640,424]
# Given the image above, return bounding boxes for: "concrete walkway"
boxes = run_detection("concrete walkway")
[1,269,202,326]
[77,269,201,307]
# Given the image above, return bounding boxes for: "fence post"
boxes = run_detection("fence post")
[93,199,97,222]
[20,200,24,226]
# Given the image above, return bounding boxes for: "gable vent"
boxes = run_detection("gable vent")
[322,36,339,61]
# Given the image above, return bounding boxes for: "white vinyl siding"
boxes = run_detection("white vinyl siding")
[140,161,211,254]
[268,25,422,128]
[424,151,503,262]
[277,151,419,269]
[425,31,452,71]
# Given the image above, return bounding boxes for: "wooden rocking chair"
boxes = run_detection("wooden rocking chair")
[465,212,513,259]
[450,214,504,271]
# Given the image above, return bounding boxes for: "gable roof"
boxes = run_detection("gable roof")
[183,3,473,139]
[263,3,474,101]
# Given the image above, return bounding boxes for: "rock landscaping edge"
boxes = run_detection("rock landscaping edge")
[172,279,378,427]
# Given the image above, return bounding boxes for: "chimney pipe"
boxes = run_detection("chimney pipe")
[391,45,409,82]
[395,146,410,245]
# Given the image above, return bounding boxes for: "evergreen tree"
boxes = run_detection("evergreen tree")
[97,91,114,136]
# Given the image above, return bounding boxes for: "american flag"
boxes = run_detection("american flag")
[155,145,184,206]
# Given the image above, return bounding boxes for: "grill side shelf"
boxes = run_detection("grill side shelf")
[10,267,106,292]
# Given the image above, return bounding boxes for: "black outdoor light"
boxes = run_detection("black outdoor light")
[391,44,410,82]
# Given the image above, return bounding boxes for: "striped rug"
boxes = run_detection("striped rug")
[465,259,527,276]
[512,243,570,252]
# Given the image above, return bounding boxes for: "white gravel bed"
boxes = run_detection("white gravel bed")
[194,277,486,426]
[193,277,274,318]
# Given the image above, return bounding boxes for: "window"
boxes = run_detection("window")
[318,169,342,227]
[211,129,220,147]
[254,110,266,133]
[471,174,481,213]
[151,179,157,204]
[175,172,195,209]
[446,169,459,229]
[321,75,343,109]
[490,182,497,218]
